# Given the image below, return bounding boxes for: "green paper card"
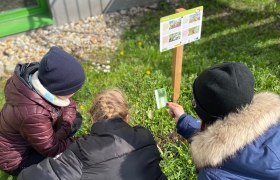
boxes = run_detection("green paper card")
[155,88,168,109]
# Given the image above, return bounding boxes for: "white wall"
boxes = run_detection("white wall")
[48,0,160,26]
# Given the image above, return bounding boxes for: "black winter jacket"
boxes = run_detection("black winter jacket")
[18,117,167,180]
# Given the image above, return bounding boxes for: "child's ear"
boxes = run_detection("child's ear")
[123,114,129,122]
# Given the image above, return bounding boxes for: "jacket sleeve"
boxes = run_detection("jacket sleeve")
[198,168,223,180]
[55,99,77,138]
[18,148,83,180]
[19,113,73,157]
[176,114,201,141]
[61,98,77,125]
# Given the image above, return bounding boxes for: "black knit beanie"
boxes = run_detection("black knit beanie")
[38,46,85,96]
[192,62,254,124]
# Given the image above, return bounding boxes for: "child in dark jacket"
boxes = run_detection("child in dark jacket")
[167,62,280,179]
[0,46,85,176]
[18,89,167,180]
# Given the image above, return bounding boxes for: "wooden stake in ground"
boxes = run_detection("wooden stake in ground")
[172,8,185,102]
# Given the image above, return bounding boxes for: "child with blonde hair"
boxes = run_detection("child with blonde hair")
[90,89,129,123]
[18,89,167,180]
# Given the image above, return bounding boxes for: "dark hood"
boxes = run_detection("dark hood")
[4,63,50,107]
[15,62,39,90]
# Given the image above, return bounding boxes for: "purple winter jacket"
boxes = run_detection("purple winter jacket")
[0,63,76,172]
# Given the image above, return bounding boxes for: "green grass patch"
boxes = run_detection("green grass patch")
[1,0,279,179]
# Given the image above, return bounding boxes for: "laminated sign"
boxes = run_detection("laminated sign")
[160,6,203,52]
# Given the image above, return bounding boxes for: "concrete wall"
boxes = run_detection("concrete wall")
[48,0,160,26]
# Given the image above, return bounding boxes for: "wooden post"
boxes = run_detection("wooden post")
[172,8,185,102]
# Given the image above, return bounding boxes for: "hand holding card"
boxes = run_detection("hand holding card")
[166,102,185,122]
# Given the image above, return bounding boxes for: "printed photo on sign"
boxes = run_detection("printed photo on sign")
[189,26,200,35]
[169,18,182,30]
[189,10,201,23]
[169,32,181,42]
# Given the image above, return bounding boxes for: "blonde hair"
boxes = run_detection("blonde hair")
[90,89,129,123]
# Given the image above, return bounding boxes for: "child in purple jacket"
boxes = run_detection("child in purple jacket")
[0,46,85,176]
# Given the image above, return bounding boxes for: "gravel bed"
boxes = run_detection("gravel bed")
[0,5,157,77]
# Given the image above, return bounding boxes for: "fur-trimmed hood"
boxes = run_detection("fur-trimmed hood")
[191,92,280,169]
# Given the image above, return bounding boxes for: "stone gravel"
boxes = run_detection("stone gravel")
[0,6,155,77]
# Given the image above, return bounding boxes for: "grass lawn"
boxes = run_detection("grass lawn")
[0,0,279,179]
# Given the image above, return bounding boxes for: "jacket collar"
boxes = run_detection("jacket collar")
[8,63,59,114]
[90,117,129,135]
[15,62,39,90]
[191,92,280,169]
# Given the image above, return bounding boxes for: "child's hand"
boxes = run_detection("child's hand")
[62,99,77,125]
[166,102,185,123]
